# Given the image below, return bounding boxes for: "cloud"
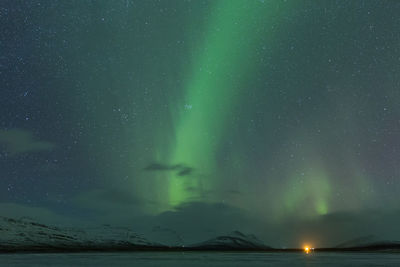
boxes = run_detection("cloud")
[143,163,181,171]
[177,167,194,176]
[143,162,194,177]
[0,129,54,155]
[149,202,252,243]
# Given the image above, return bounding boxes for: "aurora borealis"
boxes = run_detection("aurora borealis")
[163,0,289,207]
[1,0,400,247]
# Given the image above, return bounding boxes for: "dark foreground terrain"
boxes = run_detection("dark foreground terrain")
[1,216,399,254]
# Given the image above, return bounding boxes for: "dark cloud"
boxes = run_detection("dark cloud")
[177,167,194,176]
[143,163,180,171]
[150,202,251,244]
[150,226,184,246]
[0,129,54,155]
[143,162,194,177]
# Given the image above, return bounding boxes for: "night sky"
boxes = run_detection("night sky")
[1,0,400,247]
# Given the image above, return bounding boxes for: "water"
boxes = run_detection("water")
[0,252,399,266]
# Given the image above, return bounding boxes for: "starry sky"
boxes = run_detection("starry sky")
[1,0,400,247]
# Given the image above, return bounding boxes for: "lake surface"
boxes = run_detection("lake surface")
[1,252,399,266]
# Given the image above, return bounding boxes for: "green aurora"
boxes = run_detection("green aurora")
[164,1,300,208]
[2,0,400,247]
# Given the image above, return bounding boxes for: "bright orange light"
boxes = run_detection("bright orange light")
[303,245,315,254]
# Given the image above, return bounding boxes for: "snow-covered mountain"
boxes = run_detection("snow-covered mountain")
[189,231,270,250]
[0,217,271,252]
[0,216,161,252]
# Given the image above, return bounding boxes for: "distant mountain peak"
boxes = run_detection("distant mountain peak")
[189,231,270,250]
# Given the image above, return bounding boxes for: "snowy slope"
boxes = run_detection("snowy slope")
[0,216,160,251]
[0,217,271,252]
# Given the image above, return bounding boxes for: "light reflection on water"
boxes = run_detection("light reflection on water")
[0,252,399,266]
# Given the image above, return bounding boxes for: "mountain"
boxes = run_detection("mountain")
[0,216,162,252]
[335,235,380,248]
[334,235,400,251]
[147,226,185,247]
[0,217,271,252]
[189,231,270,250]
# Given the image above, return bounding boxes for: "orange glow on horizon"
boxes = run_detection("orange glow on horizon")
[303,245,314,254]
